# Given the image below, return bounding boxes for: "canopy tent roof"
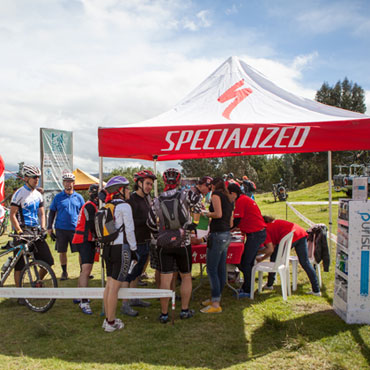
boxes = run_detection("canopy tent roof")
[98,56,370,161]
[73,168,105,190]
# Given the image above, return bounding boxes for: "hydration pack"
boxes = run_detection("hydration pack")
[154,190,189,248]
[94,199,125,244]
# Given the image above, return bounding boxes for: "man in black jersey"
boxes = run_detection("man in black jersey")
[120,170,156,317]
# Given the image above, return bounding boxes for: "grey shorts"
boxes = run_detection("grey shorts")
[55,229,78,253]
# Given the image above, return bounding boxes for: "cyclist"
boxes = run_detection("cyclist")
[147,168,202,323]
[9,164,54,297]
[47,173,84,280]
[71,184,99,314]
[121,170,156,316]
[102,176,137,332]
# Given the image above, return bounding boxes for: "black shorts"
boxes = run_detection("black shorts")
[76,241,96,265]
[158,244,192,274]
[55,229,78,253]
[103,244,131,282]
[150,242,178,272]
[14,231,54,271]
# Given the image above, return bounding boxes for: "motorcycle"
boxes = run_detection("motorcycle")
[272,180,288,202]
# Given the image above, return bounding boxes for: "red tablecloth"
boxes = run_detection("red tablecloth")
[191,242,244,264]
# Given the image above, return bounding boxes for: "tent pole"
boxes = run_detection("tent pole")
[99,157,103,190]
[328,151,333,257]
[153,155,158,197]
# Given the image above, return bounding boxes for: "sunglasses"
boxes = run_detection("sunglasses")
[30,175,40,179]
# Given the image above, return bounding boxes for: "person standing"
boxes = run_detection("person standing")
[102,176,137,332]
[147,168,202,324]
[71,184,99,314]
[228,183,266,298]
[258,216,321,296]
[47,173,84,280]
[9,165,54,295]
[120,170,156,316]
[200,177,234,314]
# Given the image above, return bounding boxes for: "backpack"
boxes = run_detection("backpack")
[154,190,189,248]
[94,199,125,245]
[243,180,256,194]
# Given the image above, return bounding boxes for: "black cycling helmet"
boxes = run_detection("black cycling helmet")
[163,168,181,185]
[89,184,99,195]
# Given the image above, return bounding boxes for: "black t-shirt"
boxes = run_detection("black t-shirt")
[209,191,233,233]
[127,192,151,243]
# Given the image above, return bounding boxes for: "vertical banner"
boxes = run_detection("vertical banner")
[40,128,73,209]
[0,155,5,202]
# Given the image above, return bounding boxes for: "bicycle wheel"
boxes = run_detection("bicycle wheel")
[20,260,58,313]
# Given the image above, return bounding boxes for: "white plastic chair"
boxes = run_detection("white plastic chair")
[290,240,322,291]
[250,231,294,301]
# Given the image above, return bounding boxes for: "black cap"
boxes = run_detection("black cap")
[228,183,242,196]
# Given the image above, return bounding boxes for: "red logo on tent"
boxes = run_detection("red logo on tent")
[218,79,253,120]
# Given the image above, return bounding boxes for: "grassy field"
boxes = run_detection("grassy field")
[0,184,369,370]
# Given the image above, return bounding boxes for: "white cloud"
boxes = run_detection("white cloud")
[1,0,368,176]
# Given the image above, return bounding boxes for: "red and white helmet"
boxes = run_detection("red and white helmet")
[163,168,181,185]
[134,170,157,183]
[62,172,75,181]
[22,164,41,178]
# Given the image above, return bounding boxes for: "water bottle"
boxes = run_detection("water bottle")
[128,259,137,275]
[1,257,13,273]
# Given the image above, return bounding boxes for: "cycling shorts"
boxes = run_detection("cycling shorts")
[157,244,192,274]
[103,244,131,282]
[76,241,95,265]
[14,229,54,271]
[55,229,78,253]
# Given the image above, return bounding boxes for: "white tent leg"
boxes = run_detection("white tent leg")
[328,151,332,258]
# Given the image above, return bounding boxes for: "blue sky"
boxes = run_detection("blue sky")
[1,0,369,174]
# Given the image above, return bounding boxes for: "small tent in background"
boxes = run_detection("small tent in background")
[73,168,105,190]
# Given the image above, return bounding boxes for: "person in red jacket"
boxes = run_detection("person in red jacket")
[228,183,266,298]
[72,184,99,314]
[258,216,320,296]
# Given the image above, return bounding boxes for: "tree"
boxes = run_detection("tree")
[315,77,366,113]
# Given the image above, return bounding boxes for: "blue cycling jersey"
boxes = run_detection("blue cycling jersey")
[50,191,84,230]
[11,185,43,227]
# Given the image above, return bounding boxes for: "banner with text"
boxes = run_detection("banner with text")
[40,128,73,209]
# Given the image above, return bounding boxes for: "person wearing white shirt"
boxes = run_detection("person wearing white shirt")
[101,176,137,333]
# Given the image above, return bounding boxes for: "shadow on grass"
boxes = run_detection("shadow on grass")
[250,309,370,366]
[0,278,249,369]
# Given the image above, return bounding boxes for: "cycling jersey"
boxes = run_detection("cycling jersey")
[49,191,84,230]
[112,201,137,251]
[11,185,43,227]
[72,201,98,244]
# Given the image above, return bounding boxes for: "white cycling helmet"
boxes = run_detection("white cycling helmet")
[62,172,75,181]
[22,164,41,178]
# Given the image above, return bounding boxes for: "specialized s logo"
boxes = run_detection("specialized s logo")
[218,79,253,120]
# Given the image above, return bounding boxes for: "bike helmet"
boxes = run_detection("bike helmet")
[163,168,181,185]
[134,170,157,183]
[89,184,99,195]
[62,172,75,181]
[227,172,234,179]
[199,176,213,186]
[105,176,130,194]
[22,164,41,178]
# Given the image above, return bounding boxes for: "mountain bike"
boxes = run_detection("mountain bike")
[0,207,10,236]
[0,233,57,313]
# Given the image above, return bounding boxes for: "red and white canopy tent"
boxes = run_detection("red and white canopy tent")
[98,56,370,240]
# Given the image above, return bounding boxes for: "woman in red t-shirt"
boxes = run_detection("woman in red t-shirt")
[258,216,320,295]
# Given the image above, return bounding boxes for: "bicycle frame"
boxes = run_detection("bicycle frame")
[0,242,33,287]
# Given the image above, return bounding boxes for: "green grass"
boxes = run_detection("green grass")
[0,184,369,370]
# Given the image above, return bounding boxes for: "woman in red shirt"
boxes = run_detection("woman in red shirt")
[258,216,320,295]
